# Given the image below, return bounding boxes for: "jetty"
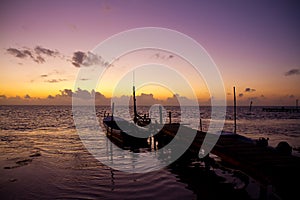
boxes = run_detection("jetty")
[103,118,300,199]
[102,87,300,199]
[155,123,300,200]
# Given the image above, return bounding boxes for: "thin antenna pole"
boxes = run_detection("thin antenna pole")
[233,86,237,134]
[133,70,135,86]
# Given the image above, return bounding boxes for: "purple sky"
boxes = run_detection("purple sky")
[1,0,300,105]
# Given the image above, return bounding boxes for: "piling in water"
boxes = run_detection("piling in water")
[233,86,237,134]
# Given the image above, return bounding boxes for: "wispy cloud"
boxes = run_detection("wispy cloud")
[44,79,67,83]
[285,68,300,76]
[31,70,64,83]
[151,53,174,60]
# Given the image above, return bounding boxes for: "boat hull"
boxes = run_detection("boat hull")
[103,116,149,148]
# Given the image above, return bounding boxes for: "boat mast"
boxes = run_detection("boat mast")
[133,72,138,122]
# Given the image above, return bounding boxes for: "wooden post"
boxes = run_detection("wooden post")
[169,111,172,124]
[233,86,237,134]
[249,101,253,112]
[159,105,163,124]
[296,99,299,109]
[133,86,137,123]
[199,118,203,132]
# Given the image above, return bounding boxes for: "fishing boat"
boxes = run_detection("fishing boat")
[103,115,149,148]
[102,83,151,148]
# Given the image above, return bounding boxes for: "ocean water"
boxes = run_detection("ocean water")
[0,105,299,199]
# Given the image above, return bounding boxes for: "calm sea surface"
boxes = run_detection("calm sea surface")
[0,105,299,199]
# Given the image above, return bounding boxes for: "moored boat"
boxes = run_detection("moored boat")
[102,115,150,148]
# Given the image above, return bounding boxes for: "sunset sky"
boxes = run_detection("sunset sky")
[1,0,300,106]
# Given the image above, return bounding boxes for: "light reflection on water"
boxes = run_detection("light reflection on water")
[0,105,299,199]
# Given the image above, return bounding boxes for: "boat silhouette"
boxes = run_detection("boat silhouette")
[102,82,151,148]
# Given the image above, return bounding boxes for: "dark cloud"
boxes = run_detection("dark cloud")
[40,74,48,77]
[60,89,73,97]
[0,88,196,106]
[285,69,300,76]
[7,48,33,59]
[0,88,108,105]
[80,78,90,81]
[165,94,195,106]
[84,52,104,66]
[6,46,60,64]
[72,51,85,67]
[35,55,46,64]
[72,88,92,99]
[34,46,58,57]
[7,48,24,58]
[71,51,107,67]
[136,93,159,105]
[245,88,256,92]
[22,50,34,58]
[239,93,244,97]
